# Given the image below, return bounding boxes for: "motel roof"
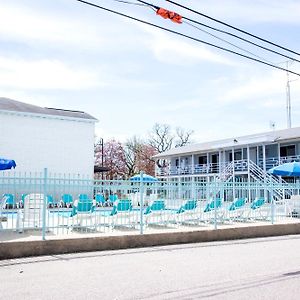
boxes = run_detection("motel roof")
[154,126,300,159]
[0,97,97,121]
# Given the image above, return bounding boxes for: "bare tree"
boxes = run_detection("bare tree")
[124,136,140,178]
[149,123,194,153]
[148,123,174,153]
[175,127,194,148]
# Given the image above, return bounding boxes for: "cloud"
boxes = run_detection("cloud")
[0,56,103,90]
[0,3,101,47]
[158,99,207,112]
[140,26,233,66]
[219,70,288,104]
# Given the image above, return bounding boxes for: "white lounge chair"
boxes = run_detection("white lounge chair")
[19,193,48,231]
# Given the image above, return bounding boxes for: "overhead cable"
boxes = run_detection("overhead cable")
[165,0,300,57]
[184,20,271,64]
[135,0,300,64]
[75,0,300,76]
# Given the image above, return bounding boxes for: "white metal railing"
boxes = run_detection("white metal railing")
[157,160,250,177]
[157,154,300,177]
[258,155,300,170]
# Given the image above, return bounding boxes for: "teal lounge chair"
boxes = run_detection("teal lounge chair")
[228,198,247,221]
[47,195,56,208]
[204,198,222,213]
[109,199,135,228]
[109,194,118,206]
[71,200,95,217]
[19,194,28,208]
[176,199,199,224]
[203,198,223,223]
[229,198,246,211]
[110,199,132,216]
[251,198,265,210]
[248,198,268,220]
[61,194,73,208]
[79,194,90,201]
[2,194,15,209]
[70,199,96,228]
[144,199,166,225]
[95,194,106,207]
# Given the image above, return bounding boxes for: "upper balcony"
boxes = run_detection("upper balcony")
[258,154,300,170]
[156,155,300,177]
[156,160,248,177]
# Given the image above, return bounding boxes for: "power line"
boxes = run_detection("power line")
[165,0,300,57]
[75,0,300,77]
[182,15,300,64]
[135,0,300,64]
[184,20,271,64]
[110,0,147,6]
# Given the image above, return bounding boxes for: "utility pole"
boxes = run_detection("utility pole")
[286,61,292,128]
[99,138,104,180]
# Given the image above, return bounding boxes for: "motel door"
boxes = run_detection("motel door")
[211,154,218,173]
[250,148,257,164]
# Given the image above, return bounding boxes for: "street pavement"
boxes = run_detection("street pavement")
[1,235,300,299]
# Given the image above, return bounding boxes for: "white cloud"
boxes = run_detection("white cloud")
[0,2,104,49]
[0,56,103,90]
[158,99,207,112]
[95,126,130,143]
[140,26,233,65]
[219,71,287,103]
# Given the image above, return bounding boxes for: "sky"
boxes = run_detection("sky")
[1,0,300,144]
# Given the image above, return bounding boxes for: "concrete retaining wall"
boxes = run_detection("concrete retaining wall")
[1,223,300,260]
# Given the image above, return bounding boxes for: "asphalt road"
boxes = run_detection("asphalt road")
[1,235,300,299]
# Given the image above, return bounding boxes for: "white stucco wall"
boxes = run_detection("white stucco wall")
[0,111,95,177]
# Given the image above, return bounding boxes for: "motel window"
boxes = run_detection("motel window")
[175,159,179,167]
[229,151,242,161]
[234,151,242,160]
[280,145,296,157]
[198,156,207,165]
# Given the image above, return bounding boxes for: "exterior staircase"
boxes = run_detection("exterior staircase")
[248,160,292,201]
[216,160,292,202]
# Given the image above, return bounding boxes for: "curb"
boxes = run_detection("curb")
[1,223,300,260]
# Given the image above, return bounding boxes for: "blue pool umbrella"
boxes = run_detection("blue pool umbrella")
[130,174,158,182]
[0,158,16,171]
[268,162,300,176]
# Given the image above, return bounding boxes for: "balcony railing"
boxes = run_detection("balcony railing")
[258,155,300,170]
[156,155,300,177]
[156,160,248,176]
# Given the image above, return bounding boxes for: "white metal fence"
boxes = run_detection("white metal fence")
[1,169,300,240]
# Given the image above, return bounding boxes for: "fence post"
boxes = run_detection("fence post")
[214,177,217,230]
[191,177,195,199]
[139,171,144,234]
[271,181,275,224]
[42,168,48,240]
